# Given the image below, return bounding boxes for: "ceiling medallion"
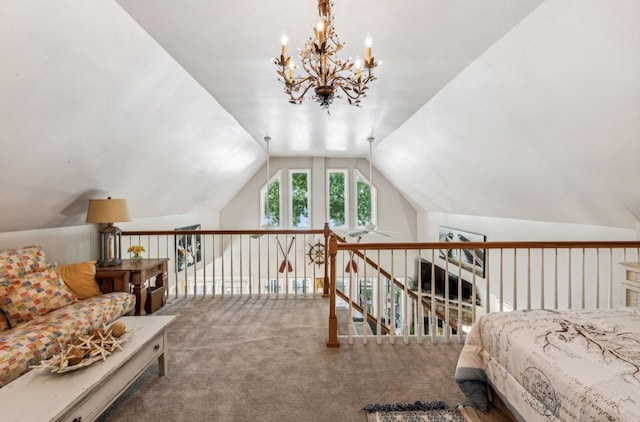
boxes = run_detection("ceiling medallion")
[274,0,378,113]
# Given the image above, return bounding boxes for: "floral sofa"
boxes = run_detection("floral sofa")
[0,246,135,387]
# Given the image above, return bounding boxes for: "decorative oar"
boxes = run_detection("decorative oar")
[345,236,361,273]
[277,236,295,273]
[276,236,285,270]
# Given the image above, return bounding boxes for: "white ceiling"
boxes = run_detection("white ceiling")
[115,0,545,157]
[1,0,639,233]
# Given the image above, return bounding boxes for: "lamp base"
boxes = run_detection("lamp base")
[98,224,123,267]
[97,258,122,267]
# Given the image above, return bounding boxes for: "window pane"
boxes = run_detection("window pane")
[328,170,347,228]
[356,176,371,226]
[261,171,281,227]
[290,170,310,228]
[355,170,376,227]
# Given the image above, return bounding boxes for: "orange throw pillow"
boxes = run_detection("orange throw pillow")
[58,261,102,299]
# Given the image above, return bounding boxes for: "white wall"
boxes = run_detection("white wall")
[0,225,95,266]
[418,211,638,311]
[377,0,640,230]
[418,212,637,243]
[0,1,263,233]
[0,212,219,265]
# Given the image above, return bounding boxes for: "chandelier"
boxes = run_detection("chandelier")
[274,0,378,112]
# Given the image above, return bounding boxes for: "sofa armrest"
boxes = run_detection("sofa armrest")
[95,270,130,294]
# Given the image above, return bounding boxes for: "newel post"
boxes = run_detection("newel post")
[323,222,330,297]
[326,233,340,347]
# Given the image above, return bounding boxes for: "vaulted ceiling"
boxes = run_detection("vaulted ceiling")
[1,0,639,233]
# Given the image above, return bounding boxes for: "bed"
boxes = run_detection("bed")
[455,307,640,421]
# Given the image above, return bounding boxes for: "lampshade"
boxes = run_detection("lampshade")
[86,197,131,267]
[86,197,131,224]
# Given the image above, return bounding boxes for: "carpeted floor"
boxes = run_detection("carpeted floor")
[97,296,509,422]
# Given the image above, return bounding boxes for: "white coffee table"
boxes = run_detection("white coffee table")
[0,315,176,422]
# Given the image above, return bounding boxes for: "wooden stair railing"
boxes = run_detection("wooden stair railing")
[334,289,391,335]
[327,237,640,346]
[329,232,461,341]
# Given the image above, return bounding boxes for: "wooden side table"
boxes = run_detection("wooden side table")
[96,258,169,316]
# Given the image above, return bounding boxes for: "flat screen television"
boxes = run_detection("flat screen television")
[415,258,477,304]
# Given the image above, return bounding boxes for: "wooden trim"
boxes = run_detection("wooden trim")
[123,229,324,236]
[335,289,391,335]
[327,234,339,347]
[335,240,640,251]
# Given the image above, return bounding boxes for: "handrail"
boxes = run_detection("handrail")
[119,227,640,347]
[122,225,331,298]
[333,232,428,335]
[331,235,474,340]
[328,235,640,346]
[335,289,391,335]
[334,240,640,250]
[124,229,325,236]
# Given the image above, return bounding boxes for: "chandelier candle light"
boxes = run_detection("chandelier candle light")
[275,0,378,112]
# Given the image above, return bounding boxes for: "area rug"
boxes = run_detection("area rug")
[362,400,472,422]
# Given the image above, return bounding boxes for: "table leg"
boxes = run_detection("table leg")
[132,283,147,316]
[155,270,166,306]
[158,329,168,376]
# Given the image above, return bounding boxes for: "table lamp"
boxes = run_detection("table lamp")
[86,197,131,266]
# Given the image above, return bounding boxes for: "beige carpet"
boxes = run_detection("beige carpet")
[97,296,510,422]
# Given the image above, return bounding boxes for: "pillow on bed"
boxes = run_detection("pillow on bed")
[58,260,102,299]
[0,268,77,327]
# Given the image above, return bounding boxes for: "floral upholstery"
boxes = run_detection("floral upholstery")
[0,268,77,327]
[0,246,48,279]
[0,313,8,332]
[0,246,136,387]
[0,331,55,387]
[0,292,135,387]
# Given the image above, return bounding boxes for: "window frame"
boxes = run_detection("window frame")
[354,168,377,228]
[260,169,282,228]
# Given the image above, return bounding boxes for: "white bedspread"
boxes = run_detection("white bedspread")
[455,307,640,421]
